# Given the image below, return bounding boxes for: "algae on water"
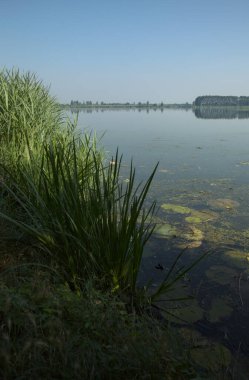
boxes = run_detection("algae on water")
[178,226,204,249]
[208,198,239,210]
[185,209,218,224]
[161,203,192,214]
[161,203,218,224]
[154,223,177,238]
[222,250,249,269]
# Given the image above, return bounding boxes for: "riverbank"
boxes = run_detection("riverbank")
[0,69,197,379]
[0,69,240,379]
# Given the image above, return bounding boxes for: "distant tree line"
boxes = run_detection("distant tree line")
[194,96,249,107]
[61,100,192,109]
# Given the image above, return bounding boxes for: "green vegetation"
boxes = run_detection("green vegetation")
[193,96,249,119]
[161,203,218,224]
[0,69,201,378]
[0,268,196,380]
[1,142,158,297]
[193,96,249,107]
[0,69,62,174]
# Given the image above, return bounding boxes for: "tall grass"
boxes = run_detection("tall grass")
[0,68,62,176]
[0,68,203,305]
[0,68,222,378]
[1,133,157,295]
[0,68,60,143]
[0,68,161,299]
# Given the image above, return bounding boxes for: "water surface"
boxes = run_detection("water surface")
[74,108,249,373]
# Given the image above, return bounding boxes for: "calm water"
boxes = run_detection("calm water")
[74,108,249,373]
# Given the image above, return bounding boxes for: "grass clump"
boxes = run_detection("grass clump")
[0,68,205,378]
[0,270,195,380]
[0,68,158,299]
[1,137,157,297]
[0,68,204,303]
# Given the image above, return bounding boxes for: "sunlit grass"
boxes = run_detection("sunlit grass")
[0,68,60,143]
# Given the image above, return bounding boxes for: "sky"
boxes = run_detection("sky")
[1,0,249,103]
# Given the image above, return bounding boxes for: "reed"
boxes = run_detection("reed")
[0,131,157,295]
[0,68,60,143]
[0,68,202,306]
[0,68,62,177]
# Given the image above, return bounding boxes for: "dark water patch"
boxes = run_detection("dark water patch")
[141,236,249,361]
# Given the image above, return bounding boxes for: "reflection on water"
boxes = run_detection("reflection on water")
[72,108,249,372]
[69,106,249,119]
[69,106,191,114]
[194,107,249,119]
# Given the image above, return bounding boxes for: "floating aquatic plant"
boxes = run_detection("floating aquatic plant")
[161,203,192,214]
[154,223,177,238]
[208,198,239,210]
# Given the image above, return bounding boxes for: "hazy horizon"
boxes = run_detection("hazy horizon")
[1,0,249,103]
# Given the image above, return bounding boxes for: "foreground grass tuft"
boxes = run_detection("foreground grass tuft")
[0,270,195,380]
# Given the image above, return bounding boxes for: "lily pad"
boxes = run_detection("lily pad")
[161,203,192,214]
[185,216,202,224]
[205,265,237,285]
[184,226,204,241]
[154,223,177,238]
[208,198,239,210]
[208,297,233,323]
[161,203,218,223]
[223,250,249,269]
[178,226,204,249]
[185,210,218,224]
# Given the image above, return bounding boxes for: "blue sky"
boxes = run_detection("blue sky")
[1,0,249,103]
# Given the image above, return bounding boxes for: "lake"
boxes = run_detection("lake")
[74,107,249,373]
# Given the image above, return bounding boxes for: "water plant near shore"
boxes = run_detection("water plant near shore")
[1,137,158,296]
[0,68,241,378]
[0,69,209,308]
